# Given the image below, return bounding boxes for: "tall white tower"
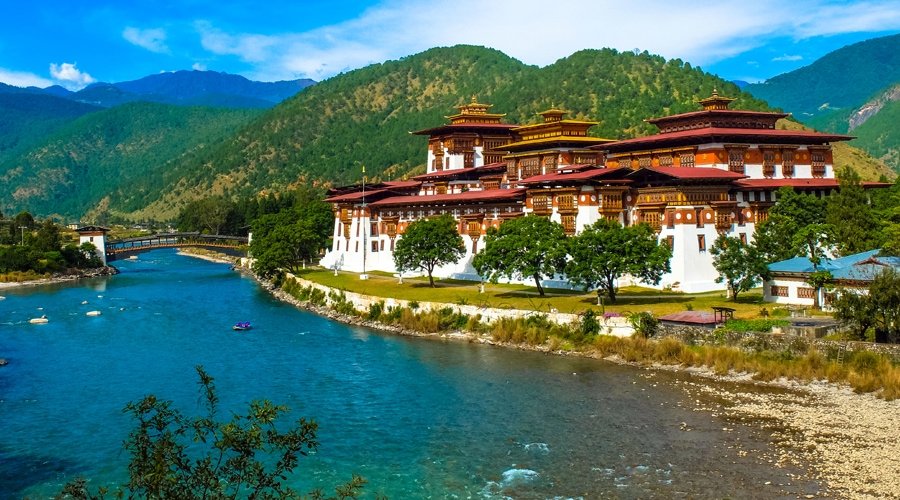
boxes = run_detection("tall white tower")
[76,226,109,265]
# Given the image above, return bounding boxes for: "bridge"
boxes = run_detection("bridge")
[105,232,249,261]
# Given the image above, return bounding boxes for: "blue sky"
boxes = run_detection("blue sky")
[1,0,898,90]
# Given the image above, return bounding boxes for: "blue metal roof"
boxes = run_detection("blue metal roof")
[768,249,898,282]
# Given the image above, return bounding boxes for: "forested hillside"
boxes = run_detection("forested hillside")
[0,102,260,219]
[746,34,900,120]
[137,45,771,220]
[2,45,891,221]
[0,92,100,159]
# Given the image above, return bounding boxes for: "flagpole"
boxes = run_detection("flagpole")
[360,163,368,280]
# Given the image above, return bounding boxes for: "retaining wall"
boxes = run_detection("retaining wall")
[284,273,635,337]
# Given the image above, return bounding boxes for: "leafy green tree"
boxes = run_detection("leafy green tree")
[393,214,464,287]
[770,186,827,228]
[826,167,880,255]
[250,212,323,278]
[60,366,366,499]
[473,215,567,296]
[33,219,62,252]
[710,235,768,301]
[833,290,875,340]
[753,214,800,264]
[833,269,900,343]
[565,219,671,303]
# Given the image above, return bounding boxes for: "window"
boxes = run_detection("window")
[770,285,789,297]
[782,150,795,177]
[372,240,379,252]
[679,152,695,168]
[532,195,550,213]
[557,195,575,211]
[811,150,826,178]
[561,215,576,234]
[543,156,557,169]
[463,151,474,168]
[697,235,706,252]
[763,150,775,178]
[739,233,747,244]
[728,149,745,173]
[521,158,540,178]
[666,235,674,248]
[638,156,652,168]
[658,155,673,167]
[798,287,816,299]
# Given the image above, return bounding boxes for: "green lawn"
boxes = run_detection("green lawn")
[291,268,767,318]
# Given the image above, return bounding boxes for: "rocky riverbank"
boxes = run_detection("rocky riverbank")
[0,266,118,290]
[255,272,900,498]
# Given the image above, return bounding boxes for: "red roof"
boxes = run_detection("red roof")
[382,180,422,188]
[412,162,506,181]
[632,166,748,180]
[519,166,628,185]
[600,127,853,151]
[646,109,789,124]
[411,122,519,135]
[658,311,718,325]
[368,188,527,208]
[734,178,840,190]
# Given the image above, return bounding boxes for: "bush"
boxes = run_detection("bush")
[579,309,600,337]
[367,301,384,321]
[628,311,659,338]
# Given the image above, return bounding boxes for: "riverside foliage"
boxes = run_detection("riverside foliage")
[59,366,366,499]
[279,276,900,400]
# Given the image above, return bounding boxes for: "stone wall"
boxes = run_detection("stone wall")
[284,273,635,337]
[658,324,900,361]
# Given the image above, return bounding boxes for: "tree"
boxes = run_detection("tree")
[60,366,366,499]
[826,168,880,256]
[753,213,799,264]
[250,212,324,278]
[393,214,464,287]
[473,215,567,296]
[710,235,768,301]
[565,219,671,303]
[833,269,900,344]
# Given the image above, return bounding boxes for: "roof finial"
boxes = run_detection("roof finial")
[471,94,477,103]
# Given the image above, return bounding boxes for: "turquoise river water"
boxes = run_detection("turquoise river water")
[0,250,818,499]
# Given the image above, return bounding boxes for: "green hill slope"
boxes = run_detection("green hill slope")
[0,93,101,159]
[2,45,891,221]
[746,34,900,120]
[0,102,260,218]
[137,46,770,219]
[851,99,900,169]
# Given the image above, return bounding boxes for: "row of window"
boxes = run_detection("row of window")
[770,285,815,298]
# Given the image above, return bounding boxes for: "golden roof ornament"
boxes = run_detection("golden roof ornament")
[698,88,736,111]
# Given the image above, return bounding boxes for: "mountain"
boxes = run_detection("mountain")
[746,34,900,120]
[0,92,101,159]
[68,70,315,109]
[744,34,900,171]
[0,102,261,218]
[136,46,775,220]
[1,45,892,221]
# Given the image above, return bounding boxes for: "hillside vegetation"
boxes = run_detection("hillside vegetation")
[0,92,100,159]
[136,45,771,220]
[0,102,261,219]
[746,34,900,120]
[1,45,891,221]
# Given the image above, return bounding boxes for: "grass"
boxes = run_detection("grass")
[293,267,765,318]
[279,274,900,400]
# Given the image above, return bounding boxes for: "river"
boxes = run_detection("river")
[0,250,819,498]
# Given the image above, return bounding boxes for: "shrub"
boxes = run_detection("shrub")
[628,311,659,338]
[579,310,600,337]
[367,301,384,321]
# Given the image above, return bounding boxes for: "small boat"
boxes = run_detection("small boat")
[81,300,88,305]
[233,321,252,331]
[29,315,49,324]
[86,310,102,317]
[127,255,138,260]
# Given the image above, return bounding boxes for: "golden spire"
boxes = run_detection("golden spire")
[699,88,736,111]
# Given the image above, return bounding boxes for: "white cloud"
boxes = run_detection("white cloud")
[194,0,900,81]
[192,62,207,71]
[772,54,803,61]
[0,67,53,88]
[123,26,169,53]
[49,62,95,90]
